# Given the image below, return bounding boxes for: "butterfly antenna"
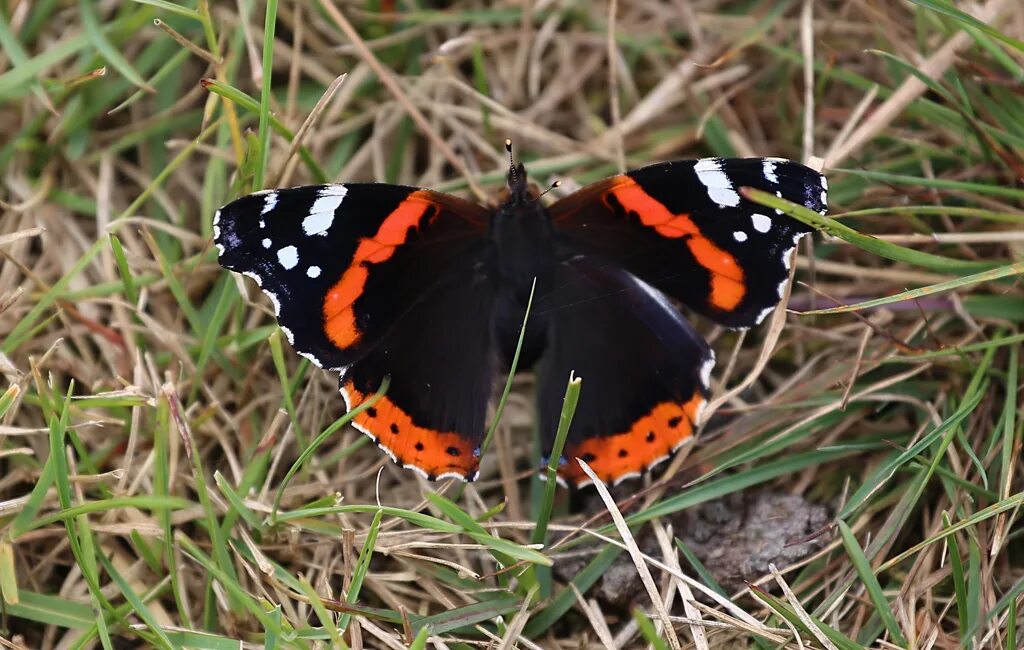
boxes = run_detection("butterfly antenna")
[531,180,562,203]
[505,138,518,188]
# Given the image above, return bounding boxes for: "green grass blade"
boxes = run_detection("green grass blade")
[742,187,999,274]
[799,260,1024,316]
[909,0,1024,52]
[338,507,383,632]
[481,277,536,456]
[252,0,277,189]
[837,521,908,646]
[531,372,580,548]
[79,0,154,91]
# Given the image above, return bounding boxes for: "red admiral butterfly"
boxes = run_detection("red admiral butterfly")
[215,145,827,487]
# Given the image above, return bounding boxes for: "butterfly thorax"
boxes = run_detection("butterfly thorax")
[490,194,557,291]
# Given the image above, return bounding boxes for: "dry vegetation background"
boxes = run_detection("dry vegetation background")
[1,0,1024,648]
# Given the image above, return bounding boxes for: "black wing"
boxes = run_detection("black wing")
[215,184,490,370]
[549,158,825,328]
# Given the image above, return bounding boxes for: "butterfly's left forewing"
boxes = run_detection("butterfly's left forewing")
[215,184,490,370]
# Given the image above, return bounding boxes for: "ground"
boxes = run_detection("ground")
[1,1,1023,648]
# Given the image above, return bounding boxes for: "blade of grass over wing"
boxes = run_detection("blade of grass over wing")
[834,205,1024,225]
[797,260,1024,315]
[742,187,1000,273]
[531,372,580,541]
[523,371,580,598]
[480,278,536,456]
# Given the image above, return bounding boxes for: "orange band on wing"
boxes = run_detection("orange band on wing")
[557,393,704,487]
[323,191,434,349]
[607,178,745,311]
[342,381,479,481]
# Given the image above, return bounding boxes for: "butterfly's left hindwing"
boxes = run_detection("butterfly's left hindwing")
[215,184,489,370]
[549,158,825,328]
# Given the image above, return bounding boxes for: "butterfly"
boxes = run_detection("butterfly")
[214,145,827,487]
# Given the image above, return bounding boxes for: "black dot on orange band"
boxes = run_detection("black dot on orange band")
[668,416,682,428]
[366,407,377,418]
[415,441,424,451]
[646,431,656,442]
[446,446,460,457]
[582,453,596,462]
[390,423,399,434]
[618,449,628,458]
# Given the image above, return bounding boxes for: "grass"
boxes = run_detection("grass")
[1,1,1023,648]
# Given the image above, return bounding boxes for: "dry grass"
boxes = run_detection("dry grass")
[1,1,1023,648]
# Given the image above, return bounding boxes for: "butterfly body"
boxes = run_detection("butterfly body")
[215,156,827,486]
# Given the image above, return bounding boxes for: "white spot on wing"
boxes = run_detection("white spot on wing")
[699,352,716,390]
[215,244,225,256]
[303,185,347,236]
[436,471,470,482]
[671,436,695,453]
[403,463,431,480]
[277,245,299,270]
[821,189,828,206]
[777,279,789,297]
[261,192,278,215]
[762,160,779,184]
[266,291,281,316]
[754,306,774,324]
[751,213,772,233]
[612,471,642,486]
[694,400,707,426]
[733,231,748,242]
[694,158,740,207]
[262,238,271,249]
[279,324,293,344]
[259,219,266,229]
[298,351,323,368]
[307,265,322,278]
[213,209,221,226]
[821,176,828,190]
[212,224,221,241]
